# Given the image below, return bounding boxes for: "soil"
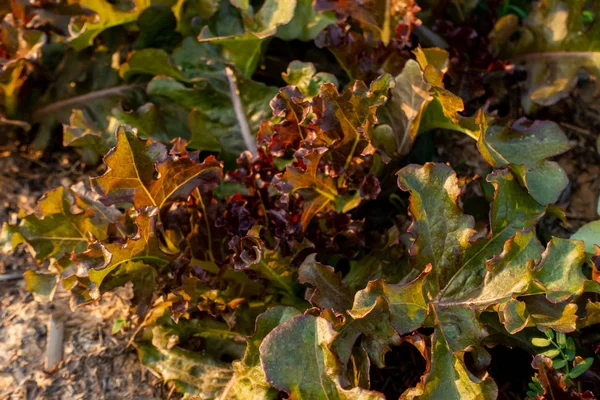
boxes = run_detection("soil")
[0,147,172,400]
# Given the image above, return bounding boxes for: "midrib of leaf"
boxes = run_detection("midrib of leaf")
[336,107,363,187]
[32,84,144,119]
[157,165,221,210]
[437,224,515,300]
[122,139,158,208]
[435,240,536,307]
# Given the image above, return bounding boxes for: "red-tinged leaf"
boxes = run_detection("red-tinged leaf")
[92,126,222,209]
[281,147,339,230]
[315,0,420,46]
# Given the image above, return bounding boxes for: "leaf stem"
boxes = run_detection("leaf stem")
[196,188,215,262]
[225,67,257,156]
[32,84,145,119]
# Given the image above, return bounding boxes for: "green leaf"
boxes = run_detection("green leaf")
[376,59,432,158]
[259,314,385,399]
[541,348,561,358]
[531,337,553,347]
[476,119,570,205]
[68,0,152,51]
[281,61,338,99]
[198,0,297,76]
[276,0,335,41]
[397,163,475,297]
[571,220,600,254]
[529,238,587,302]
[569,357,594,378]
[351,266,429,335]
[3,185,119,262]
[228,307,301,400]
[24,270,58,302]
[91,126,222,209]
[119,48,187,81]
[401,329,498,400]
[71,209,172,301]
[62,108,113,161]
[332,297,401,369]
[137,343,233,399]
[298,253,353,313]
[491,1,600,108]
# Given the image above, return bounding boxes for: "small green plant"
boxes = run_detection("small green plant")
[528,330,595,397]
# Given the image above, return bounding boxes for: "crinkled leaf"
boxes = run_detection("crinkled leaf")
[331,297,401,369]
[3,186,118,261]
[72,209,171,298]
[259,314,385,399]
[397,163,475,297]
[351,266,429,335]
[315,0,420,46]
[491,1,600,108]
[375,59,432,158]
[401,328,498,400]
[281,61,338,99]
[137,343,233,400]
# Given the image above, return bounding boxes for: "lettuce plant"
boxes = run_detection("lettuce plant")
[2,0,600,399]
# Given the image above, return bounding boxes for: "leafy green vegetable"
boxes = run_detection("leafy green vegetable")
[4,1,600,399]
[491,1,600,108]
